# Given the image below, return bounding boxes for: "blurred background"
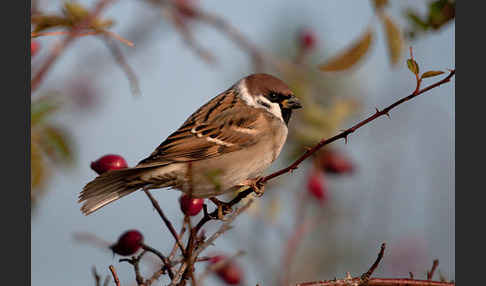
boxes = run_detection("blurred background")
[31,0,455,285]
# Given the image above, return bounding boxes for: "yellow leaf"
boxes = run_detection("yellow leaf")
[319,29,374,72]
[421,70,445,79]
[382,14,404,66]
[63,2,89,22]
[373,0,389,9]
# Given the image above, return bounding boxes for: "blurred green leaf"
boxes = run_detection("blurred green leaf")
[31,96,61,126]
[421,70,445,79]
[407,58,419,75]
[41,125,73,164]
[319,29,374,72]
[31,142,47,190]
[205,169,223,192]
[31,15,72,33]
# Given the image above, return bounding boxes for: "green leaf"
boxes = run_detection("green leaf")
[406,58,419,75]
[40,125,73,164]
[204,169,223,192]
[406,10,430,30]
[31,96,61,126]
[319,29,374,72]
[421,70,445,79]
[31,15,72,33]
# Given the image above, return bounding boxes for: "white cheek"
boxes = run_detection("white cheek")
[257,96,282,120]
[238,81,283,121]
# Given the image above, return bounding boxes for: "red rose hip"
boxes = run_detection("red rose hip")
[210,255,242,285]
[90,154,128,175]
[298,27,317,51]
[319,150,354,174]
[110,230,144,256]
[307,171,328,204]
[179,195,204,216]
[31,40,40,57]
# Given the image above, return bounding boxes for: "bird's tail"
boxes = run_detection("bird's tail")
[79,167,149,215]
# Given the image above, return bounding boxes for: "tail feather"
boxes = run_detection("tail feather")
[79,168,148,215]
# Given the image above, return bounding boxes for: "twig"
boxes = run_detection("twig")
[109,265,121,286]
[169,221,187,260]
[141,243,175,280]
[169,198,254,286]
[31,0,116,92]
[119,251,147,285]
[427,259,439,281]
[361,243,386,282]
[296,278,454,286]
[197,250,245,284]
[143,189,186,256]
[102,35,141,97]
[296,244,453,286]
[31,30,134,47]
[261,69,455,184]
[192,198,253,260]
[92,266,101,286]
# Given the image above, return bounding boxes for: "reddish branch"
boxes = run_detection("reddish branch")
[109,265,121,286]
[362,243,386,281]
[144,189,186,256]
[427,259,439,281]
[296,244,453,286]
[296,278,454,286]
[262,69,456,184]
[31,0,116,93]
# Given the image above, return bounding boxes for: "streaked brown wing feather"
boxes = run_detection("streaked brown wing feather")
[136,89,263,167]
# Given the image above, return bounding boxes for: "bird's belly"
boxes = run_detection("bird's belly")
[183,124,288,197]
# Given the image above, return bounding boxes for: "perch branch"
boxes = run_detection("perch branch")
[296,244,453,286]
[262,69,455,184]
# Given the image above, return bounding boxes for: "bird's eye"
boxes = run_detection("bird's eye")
[268,93,279,101]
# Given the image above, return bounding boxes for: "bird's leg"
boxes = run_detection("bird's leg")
[246,177,265,197]
[209,197,233,220]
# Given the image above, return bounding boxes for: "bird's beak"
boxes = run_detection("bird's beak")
[282,96,302,109]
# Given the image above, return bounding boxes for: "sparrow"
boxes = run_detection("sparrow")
[79,73,302,215]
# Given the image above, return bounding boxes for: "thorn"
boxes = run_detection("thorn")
[375,107,380,114]
[409,272,414,279]
[345,272,352,280]
[344,135,348,144]
[384,111,391,119]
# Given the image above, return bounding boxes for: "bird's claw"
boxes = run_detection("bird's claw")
[209,197,233,221]
[249,177,265,197]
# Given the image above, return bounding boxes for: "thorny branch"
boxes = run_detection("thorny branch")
[295,244,454,286]
[119,251,147,285]
[143,189,186,256]
[427,259,440,281]
[261,69,456,184]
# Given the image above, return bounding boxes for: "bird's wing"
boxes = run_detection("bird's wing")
[136,91,265,167]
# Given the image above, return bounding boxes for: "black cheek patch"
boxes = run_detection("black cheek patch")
[257,100,270,108]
